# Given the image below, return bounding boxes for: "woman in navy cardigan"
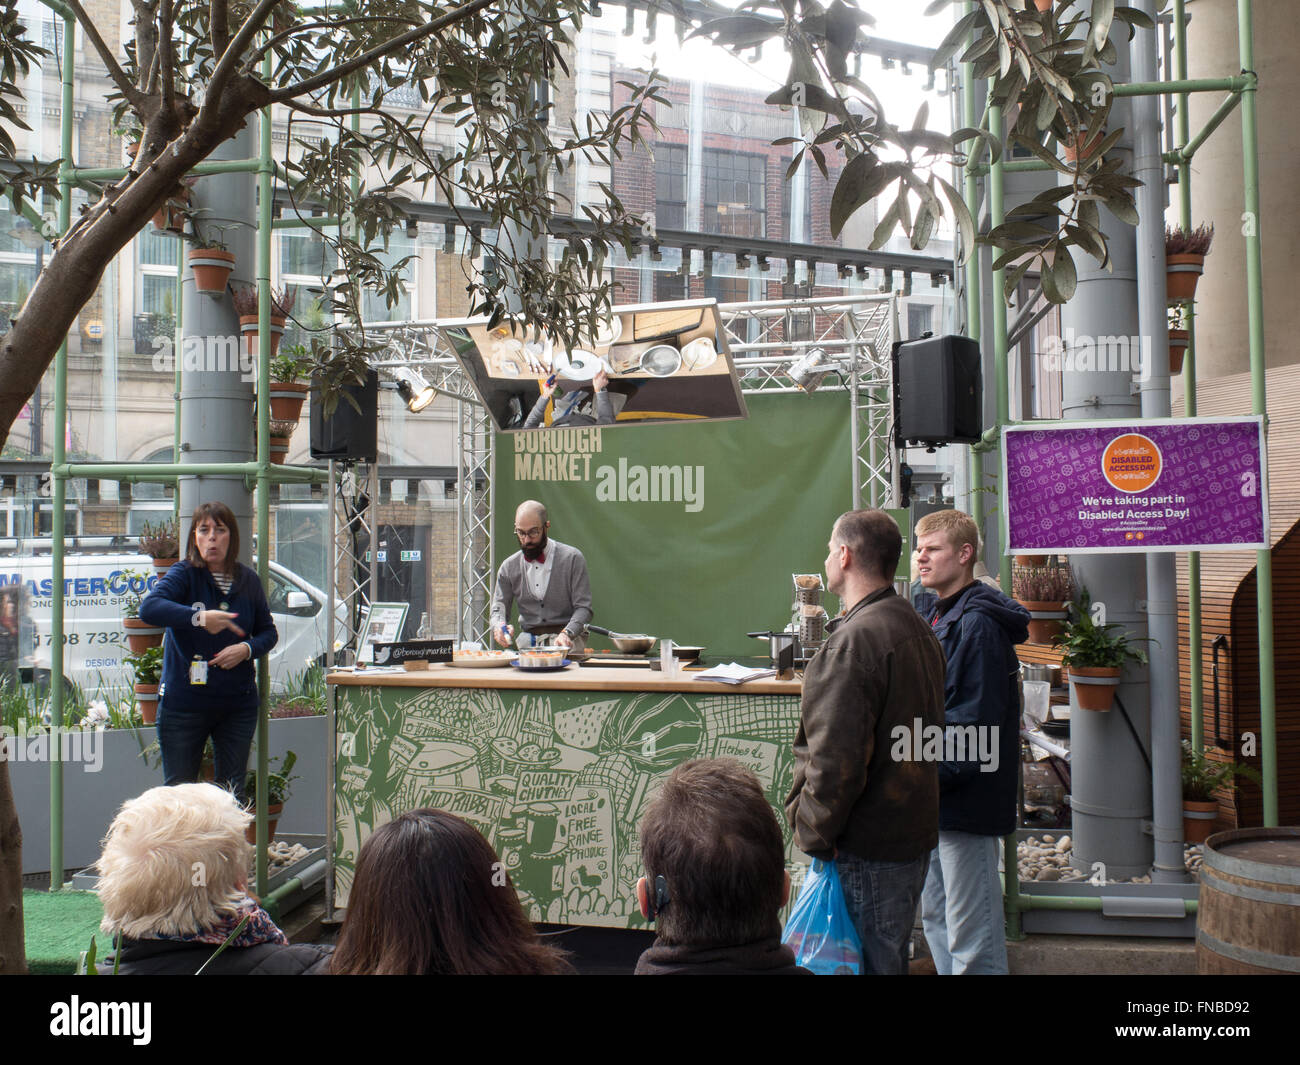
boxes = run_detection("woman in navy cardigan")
[139,501,278,796]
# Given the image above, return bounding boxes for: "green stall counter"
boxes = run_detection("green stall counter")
[329,666,804,929]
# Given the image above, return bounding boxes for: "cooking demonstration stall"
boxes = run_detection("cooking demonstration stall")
[323,293,900,922]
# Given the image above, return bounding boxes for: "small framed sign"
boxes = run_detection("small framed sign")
[356,602,409,664]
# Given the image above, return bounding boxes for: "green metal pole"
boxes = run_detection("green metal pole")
[254,43,275,896]
[962,1,983,529]
[989,101,1010,596]
[1112,75,1250,97]
[69,157,263,183]
[47,13,75,891]
[1237,2,1276,825]
[1178,92,1243,161]
[1172,0,1205,756]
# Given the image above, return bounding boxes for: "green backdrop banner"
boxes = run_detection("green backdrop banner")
[495,392,853,660]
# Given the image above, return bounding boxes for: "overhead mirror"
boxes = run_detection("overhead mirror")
[441,299,747,433]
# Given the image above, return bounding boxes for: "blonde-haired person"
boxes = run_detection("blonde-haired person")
[95,783,331,974]
[912,509,1028,975]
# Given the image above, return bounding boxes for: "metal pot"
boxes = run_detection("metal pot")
[587,624,656,654]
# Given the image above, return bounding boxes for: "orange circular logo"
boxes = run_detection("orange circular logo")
[1102,433,1162,494]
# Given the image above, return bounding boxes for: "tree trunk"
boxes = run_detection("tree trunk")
[0,755,26,974]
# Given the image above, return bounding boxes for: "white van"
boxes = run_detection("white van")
[0,544,344,697]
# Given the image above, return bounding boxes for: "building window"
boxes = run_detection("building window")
[654,143,687,231]
[907,303,933,339]
[703,150,765,238]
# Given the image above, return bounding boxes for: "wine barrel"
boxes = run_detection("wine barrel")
[1197,827,1300,974]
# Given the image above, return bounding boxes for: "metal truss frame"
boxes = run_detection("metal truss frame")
[336,294,897,648]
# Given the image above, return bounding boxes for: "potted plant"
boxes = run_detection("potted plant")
[120,568,164,652]
[137,517,180,573]
[152,175,197,234]
[1058,587,1148,712]
[185,220,239,294]
[1013,561,1073,645]
[268,344,314,423]
[267,418,297,464]
[1181,740,1260,844]
[244,750,297,844]
[232,284,296,360]
[1166,223,1214,304]
[1167,303,1189,375]
[123,645,164,725]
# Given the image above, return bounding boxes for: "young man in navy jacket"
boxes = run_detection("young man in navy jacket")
[913,509,1029,975]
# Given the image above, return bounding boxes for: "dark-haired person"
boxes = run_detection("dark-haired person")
[139,501,277,796]
[330,809,572,975]
[785,509,947,975]
[634,758,809,975]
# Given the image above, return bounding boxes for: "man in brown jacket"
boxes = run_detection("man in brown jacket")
[786,509,946,974]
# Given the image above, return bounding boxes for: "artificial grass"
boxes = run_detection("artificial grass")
[21,889,103,975]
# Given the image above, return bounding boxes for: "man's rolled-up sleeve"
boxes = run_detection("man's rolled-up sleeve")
[563,552,592,637]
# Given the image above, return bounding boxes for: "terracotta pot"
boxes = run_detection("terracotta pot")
[122,615,164,652]
[1183,799,1219,844]
[1063,131,1104,163]
[1166,253,1205,303]
[1015,555,1047,568]
[1033,0,1052,10]
[188,249,235,294]
[1167,329,1188,374]
[268,382,309,422]
[1069,665,1120,711]
[270,436,290,464]
[152,187,191,233]
[239,314,287,359]
[150,557,179,575]
[246,802,284,844]
[134,682,159,724]
[1019,600,1067,645]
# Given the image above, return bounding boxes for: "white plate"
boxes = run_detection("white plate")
[592,316,623,347]
[554,348,604,382]
[681,337,717,370]
[450,652,517,669]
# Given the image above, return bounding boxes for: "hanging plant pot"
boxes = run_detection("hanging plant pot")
[152,187,191,233]
[1069,666,1121,712]
[246,803,284,844]
[269,435,291,464]
[122,616,164,653]
[150,556,180,575]
[239,314,287,360]
[1020,600,1068,645]
[268,381,309,422]
[1033,0,1053,10]
[188,249,236,294]
[1167,329,1189,374]
[1063,131,1104,163]
[1183,799,1219,844]
[134,682,159,725]
[1014,555,1048,568]
[1166,254,1205,303]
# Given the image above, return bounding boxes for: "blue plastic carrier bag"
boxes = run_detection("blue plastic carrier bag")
[781,859,863,975]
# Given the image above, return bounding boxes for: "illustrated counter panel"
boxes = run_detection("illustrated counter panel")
[330,673,803,929]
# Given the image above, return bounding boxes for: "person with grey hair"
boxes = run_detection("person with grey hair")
[490,499,593,652]
[94,783,331,974]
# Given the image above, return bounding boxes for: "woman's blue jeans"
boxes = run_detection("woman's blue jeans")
[157,698,257,800]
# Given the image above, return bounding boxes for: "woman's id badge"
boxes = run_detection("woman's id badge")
[190,656,208,686]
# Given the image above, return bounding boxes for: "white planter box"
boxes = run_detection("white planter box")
[9,715,327,876]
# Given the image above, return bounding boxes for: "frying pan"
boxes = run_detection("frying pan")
[587,624,656,654]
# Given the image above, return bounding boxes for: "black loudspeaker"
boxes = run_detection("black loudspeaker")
[892,334,983,447]
[310,370,379,461]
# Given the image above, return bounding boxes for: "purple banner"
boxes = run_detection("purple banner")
[1004,418,1267,553]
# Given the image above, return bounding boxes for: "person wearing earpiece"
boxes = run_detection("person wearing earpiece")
[633,759,810,976]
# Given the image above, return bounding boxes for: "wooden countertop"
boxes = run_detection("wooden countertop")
[328,664,802,695]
